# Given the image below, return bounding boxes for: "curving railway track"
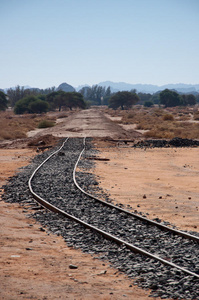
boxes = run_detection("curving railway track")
[3,137,199,299]
[28,136,199,277]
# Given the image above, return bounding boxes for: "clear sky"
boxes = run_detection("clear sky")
[0,0,199,89]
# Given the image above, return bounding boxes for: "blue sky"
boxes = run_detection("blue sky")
[0,0,199,89]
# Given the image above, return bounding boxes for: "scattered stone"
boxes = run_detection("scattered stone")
[69,264,78,269]
[58,151,65,156]
[2,137,199,300]
[39,227,45,232]
[133,137,199,148]
[97,270,107,275]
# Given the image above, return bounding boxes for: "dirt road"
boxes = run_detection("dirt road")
[27,108,141,139]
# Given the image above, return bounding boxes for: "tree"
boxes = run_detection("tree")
[54,91,68,111]
[7,86,28,107]
[0,91,8,111]
[79,85,112,105]
[103,86,111,105]
[159,89,182,107]
[46,91,86,111]
[181,94,196,106]
[46,91,61,110]
[150,92,160,104]
[144,101,153,107]
[67,92,86,110]
[28,99,49,113]
[109,91,139,110]
[14,95,49,114]
[137,92,152,105]
[7,86,56,107]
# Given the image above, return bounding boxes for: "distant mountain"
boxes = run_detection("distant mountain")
[2,81,199,95]
[56,82,75,92]
[98,81,199,94]
[76,84,90,91]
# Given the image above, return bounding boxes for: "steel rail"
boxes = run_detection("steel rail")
[28,137,199,279]
[73,137,199,243]
[28,137,69,197]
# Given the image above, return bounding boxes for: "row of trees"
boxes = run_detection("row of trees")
[6,85,56,107]
[79,85,112,105]
[0,84,199,114]
[159,89,197,107]
[14,91,86,114]
[46,91,86,111]
[0,91,8,111]
[109,91,139,110]
[108,89,198,110]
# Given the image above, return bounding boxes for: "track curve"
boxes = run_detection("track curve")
[28,137,199,280]
[73,138,199,243]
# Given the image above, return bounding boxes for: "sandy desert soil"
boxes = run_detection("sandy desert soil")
[92,140,199,233]
[1,108,198,299]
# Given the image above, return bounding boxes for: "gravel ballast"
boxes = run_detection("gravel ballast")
[2,137,199,299]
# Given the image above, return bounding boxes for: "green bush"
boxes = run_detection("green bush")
[28,99,49,113]
[14,96,49,114]
[144,101,153,107]
[38,120,55,128]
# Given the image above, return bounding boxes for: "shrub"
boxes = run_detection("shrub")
[28,99,49,114]
[14,96,49,114]
[194,112,199,120]
[126,112,135,119]
[144,101,153,107]
[38,120,55,128]
[163,114,174,121]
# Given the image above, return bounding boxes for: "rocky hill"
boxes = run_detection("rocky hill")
[97,81,199,94]
[56,82,75,92]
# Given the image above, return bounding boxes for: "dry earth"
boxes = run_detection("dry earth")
[1,108,198,299]
[92,140,199,233]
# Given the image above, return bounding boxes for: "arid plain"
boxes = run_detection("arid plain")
[1,107,199,299]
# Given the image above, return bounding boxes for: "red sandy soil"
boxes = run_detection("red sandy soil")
[2,108,197,299]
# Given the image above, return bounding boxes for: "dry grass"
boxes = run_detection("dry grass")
[104,106,199,139]
[0,111,56,140]
[163,114,174,121]
[194,111,199,120]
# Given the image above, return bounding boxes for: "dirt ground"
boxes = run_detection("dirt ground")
[1,108,198,299]
[92,140,199,233]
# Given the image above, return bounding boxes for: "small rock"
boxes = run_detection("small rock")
[97,270,107,275]
[39,227,45,232]
[69,264,78,269]
[58,151,65,156]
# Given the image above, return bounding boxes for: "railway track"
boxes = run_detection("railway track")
[28,138,199,276]
[3,137,199,299]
